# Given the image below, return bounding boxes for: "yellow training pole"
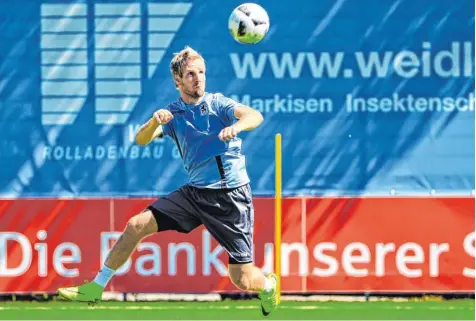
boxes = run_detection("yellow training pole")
[275,133,282,303]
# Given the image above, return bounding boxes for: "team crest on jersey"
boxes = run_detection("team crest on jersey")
[199,103,208,116]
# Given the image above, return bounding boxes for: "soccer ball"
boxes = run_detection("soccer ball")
[228,3,270,44]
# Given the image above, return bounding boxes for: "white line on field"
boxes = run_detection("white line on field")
[0,305,471,311]
[0,306,329,311]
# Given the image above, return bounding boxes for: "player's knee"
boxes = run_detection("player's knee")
[125,217,143,237]
[125,212,157,238]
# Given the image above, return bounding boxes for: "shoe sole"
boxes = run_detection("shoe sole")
[57,289,99,304]
[261,305,270,316]
[57,290,74,301]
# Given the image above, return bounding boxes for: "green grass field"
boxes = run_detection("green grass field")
[0,300,473,320]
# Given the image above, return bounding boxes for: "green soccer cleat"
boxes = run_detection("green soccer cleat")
[57,281,103,304]
[259,273,279,316]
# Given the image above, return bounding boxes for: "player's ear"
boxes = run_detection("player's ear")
[173,75,180,89]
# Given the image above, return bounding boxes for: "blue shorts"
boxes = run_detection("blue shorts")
[147,184,254,264]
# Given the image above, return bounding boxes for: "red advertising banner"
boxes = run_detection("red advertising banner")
[0,200,110,292]
[0,197,474,293]
[303,198,474,292]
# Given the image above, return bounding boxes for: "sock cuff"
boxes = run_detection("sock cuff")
[93,264,116,288]
[101,264,116,274]
[263,276,274,292]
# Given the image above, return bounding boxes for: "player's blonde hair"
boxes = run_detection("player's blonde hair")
[170,46,205,79]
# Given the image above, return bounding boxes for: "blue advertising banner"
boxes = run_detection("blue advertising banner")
[0,0,474,197]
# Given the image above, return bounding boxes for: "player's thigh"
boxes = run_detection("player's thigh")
[147,186,201,233]
[200,184,255,264]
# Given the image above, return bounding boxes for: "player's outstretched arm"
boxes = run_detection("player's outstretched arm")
[234,105,264,132]
[218,105,263,141]
[135,109,173,145]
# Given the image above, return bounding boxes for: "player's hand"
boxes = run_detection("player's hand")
[218,125,240,141]
[153,109,173,125]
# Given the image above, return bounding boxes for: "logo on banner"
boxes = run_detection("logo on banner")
[40,2,193,126]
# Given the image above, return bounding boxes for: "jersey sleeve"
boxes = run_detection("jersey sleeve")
[161,122,171,137]
[214,93,240,126]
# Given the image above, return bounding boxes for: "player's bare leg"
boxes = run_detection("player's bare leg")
[103,210,158,269]
[57,210,158,304]
[228,263,278,316]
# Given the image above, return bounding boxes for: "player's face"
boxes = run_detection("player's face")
[178,58,206,101]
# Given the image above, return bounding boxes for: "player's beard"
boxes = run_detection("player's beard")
[193,87,204,97]
[185,85,204,99]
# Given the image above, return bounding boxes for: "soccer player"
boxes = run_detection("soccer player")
[57,46,279,316]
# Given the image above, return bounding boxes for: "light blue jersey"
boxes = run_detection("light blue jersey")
[162,92,250,189]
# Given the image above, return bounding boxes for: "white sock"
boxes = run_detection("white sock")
[93,264,116,288]
[262,276,274,293]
